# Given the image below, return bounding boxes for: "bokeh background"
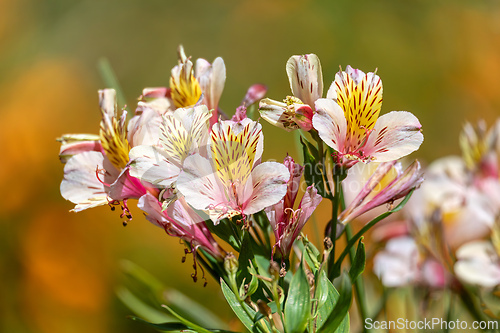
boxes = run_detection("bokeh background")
[1,0,500,332]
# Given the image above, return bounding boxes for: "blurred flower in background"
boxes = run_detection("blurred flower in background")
[3,0,500,332]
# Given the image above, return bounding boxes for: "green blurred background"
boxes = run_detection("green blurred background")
[1,0,500,332]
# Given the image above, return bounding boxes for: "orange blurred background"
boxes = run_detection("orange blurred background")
[1,0,500,332]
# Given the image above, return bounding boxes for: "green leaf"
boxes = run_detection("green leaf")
[348,239,366,282]
[164,289,229,329]
[302,237,321,274]
[129,316,240,333]
[317,273,352,333]
[220,279,258,332]
[129,317,193,332]
[300,136,329,198]
[237,232,255,283]
[160,303,221,333]
[284,259,312,333]
[313,271,349,333]
[205,218,241,251]
[331,189,416,278]
[116,286,174,323]
[97,57,128,108]
[119,260,227,329]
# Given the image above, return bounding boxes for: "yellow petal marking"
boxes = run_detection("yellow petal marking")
[334,70,383,152]
[211,122,261,186]
[100,111,130,170]
[160,109,211,164]
[170,58,202,108]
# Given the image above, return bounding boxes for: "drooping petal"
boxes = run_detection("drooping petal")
[243,162,290,215]
[108,168,147,200]
[286,54,323,108]
[297,185,322,228]
[138,193,223,258]
[58,134,102,163]
[60,151,117,212]
[313,98,347,152]
[363,111,423,162]
[128,145,181,187]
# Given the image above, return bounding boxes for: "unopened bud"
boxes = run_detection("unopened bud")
[224,253,238,276]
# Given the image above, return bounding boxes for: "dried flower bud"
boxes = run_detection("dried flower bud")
[269,261,280,280]
[324,237,333,251]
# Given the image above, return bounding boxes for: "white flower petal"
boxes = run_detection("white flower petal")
[364,111,423,162]
[128,145,181,187]
[176,154,224,213]
[60,151,111,212]
[243,162,290,215]
[312,98,347,152]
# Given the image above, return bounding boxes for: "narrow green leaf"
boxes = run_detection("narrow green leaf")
[348,239,366,282]
[220,279,257,332]
[161,303,215,333]
[97,57,128,108]
[129,316,240,333]
[284,259,312,333]
[317,273,352,333]
[164,289,229,329]
[116,286,174,323]
[314,271,349,333]
[332,189,416,278]
[128,317,192,332]
[303,237,321,274]
[237,232,255,283]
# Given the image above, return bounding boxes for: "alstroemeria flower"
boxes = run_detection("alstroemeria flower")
[170,46,226,125]
[460,119,500,179]
[338,160,424,225]
[313,66,423,167]
[60,89,150,212]
[265,156,322,257]
[454,240,500,288]
[128,105,212,188]
[259,53,322,131]
[374,236,447,288]
[176,119,290,224]
[138,193,225,260]
[406,156,498,251]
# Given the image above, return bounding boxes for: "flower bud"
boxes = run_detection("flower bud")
[224,253,238,276]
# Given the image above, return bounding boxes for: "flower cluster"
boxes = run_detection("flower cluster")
[370,119,500,320]
[58,49,426,332]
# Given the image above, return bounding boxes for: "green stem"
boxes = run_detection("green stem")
[332,189,415,278]
[327,173,343,281]
[345,224,369,333]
